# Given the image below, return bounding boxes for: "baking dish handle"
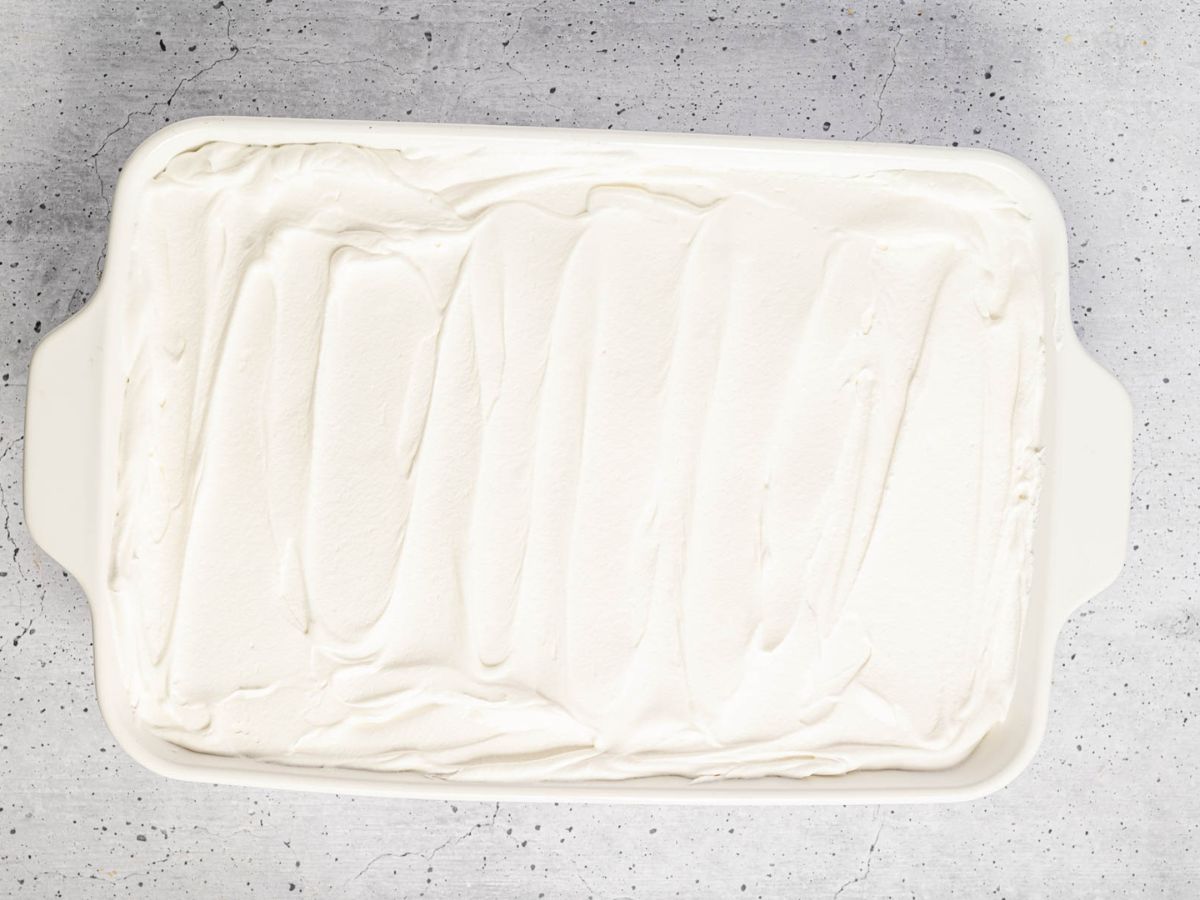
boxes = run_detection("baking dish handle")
[1046,337,1132,623]
[24,298,105,585]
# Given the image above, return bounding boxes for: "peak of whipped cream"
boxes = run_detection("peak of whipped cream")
[109,138,1044,781]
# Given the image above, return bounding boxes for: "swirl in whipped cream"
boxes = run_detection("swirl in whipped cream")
[109,138,1044,780]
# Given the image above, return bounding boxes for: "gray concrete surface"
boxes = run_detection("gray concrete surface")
[1,0,1197,896]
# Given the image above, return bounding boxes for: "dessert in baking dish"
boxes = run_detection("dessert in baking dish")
[109,139,1044,780]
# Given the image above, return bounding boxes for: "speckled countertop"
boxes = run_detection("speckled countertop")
[0,1,1196,896]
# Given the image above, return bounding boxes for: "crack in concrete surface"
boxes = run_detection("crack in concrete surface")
[858,34,903,140]
[348,803,502,884]
[832,820,886,899]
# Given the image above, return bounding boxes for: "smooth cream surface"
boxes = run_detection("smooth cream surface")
[110,138,1045,780]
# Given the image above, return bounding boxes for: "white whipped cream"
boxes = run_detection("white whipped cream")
[109,137,1045,781]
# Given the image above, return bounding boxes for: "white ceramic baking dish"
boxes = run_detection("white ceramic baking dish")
[24,117,1131,803]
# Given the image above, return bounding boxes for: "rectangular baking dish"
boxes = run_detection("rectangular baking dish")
[24,117,1131,803]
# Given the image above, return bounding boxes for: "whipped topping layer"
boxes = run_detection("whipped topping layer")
[109,137,1045,781]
